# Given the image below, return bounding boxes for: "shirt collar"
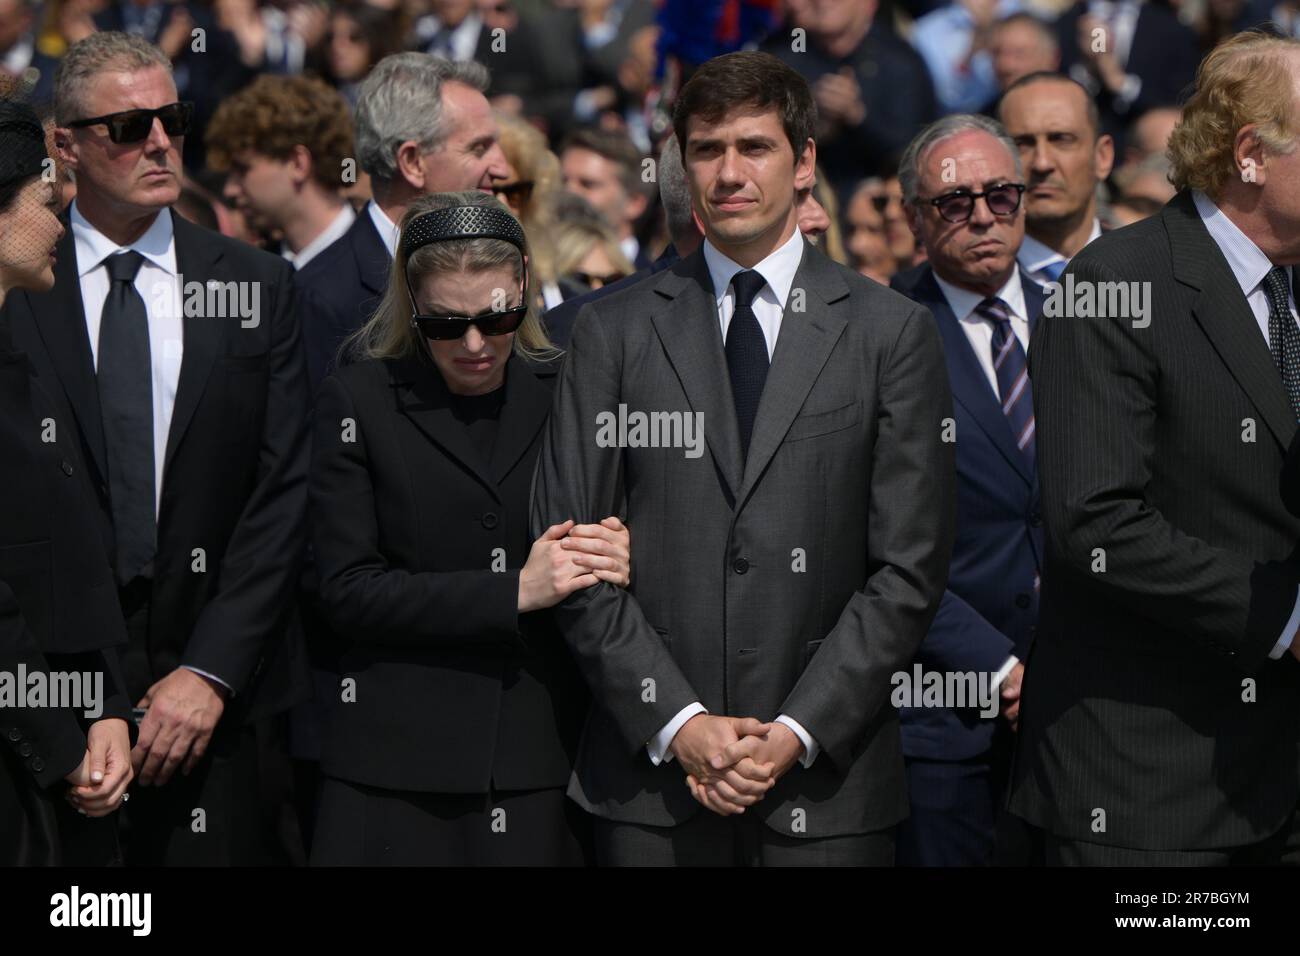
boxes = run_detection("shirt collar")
[934,265,1028,325]
[702,223,805,309]
[71,201,176,278]
[1017,218,1101,274]
[368,200,399,259]
[1192,188,1279,298]
[285,204,357,270]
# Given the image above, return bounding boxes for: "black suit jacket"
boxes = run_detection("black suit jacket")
[1285,432,1300,518]
[891,265,1046,761]
[294,211,390,393]
[1,209,311,722]
[309,351,587,793]
[1009,191,1300,850]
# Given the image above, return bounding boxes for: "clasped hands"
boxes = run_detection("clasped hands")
[669,714,805,816]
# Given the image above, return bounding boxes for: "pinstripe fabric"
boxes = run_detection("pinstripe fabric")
[1007,191,1300,852]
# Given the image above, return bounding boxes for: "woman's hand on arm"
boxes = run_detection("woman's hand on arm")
[560,516,630,589]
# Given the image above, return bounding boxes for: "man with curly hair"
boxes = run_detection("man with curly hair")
[205,74,356,274]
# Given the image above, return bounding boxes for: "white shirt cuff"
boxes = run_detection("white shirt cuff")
[774,714,818,768]
[993,654,1020,689]
[647,702,707,765]
[181,665,234,696]
[1268,586,1300,659]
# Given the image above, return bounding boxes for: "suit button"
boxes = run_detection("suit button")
[733,558,749,574]
[1015,593,1031,609]
[30,758,43,773]
[6,728,19,742]
[18,742,32,757]
[481,512,499,530]
[60,459,73,476]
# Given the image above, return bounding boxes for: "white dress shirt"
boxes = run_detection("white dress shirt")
[647,223,819,769]
[367,200,399,259]
[932,267,1029,688]
[73,202,233,692]
[1192,189,1300,658]
[282,203,356,271]
[1018,218,1102,288]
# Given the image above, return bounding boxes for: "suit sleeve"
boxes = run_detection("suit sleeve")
[310,373,522,646]
[529,304,702,756]
[180,261,310,694]
[779,304,957,771]
[0,580,86,788]
[920,590,1016,676]
[1031,254,1298,673]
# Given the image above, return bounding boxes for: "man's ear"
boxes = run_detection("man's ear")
[394,140,427,191]
[1233,124,1267,186]
[1094,133,1115,182]
[288,144,315,187]
[794,138,817,190]
[52,127,78,172]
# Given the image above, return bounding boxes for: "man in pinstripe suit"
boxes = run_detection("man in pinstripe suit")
[1008,30,1300,865]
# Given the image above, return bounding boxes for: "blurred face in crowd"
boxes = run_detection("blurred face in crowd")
[0,0,33,53]
[571,242,625,290]
[221,149,304,235]
[561,146,644,238]
[57,65,184,222]
[431,0,475,26]
[792,0,875,42]
[1000,78,1112,229]
[1128,107,1180,163]
[328,12,371,81]
[859,176,915,266]
[492,158,533,218]
[414,263,516,395]
[478,0,517,31]
[795,182,830,241]
[684,104,815,266]
[906,129,1025,293]
[0,177,64,295]
[423,80,509,193]
[991,20,1058,92]
[844,184,896,283]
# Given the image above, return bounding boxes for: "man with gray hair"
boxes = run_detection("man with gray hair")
[889,113,1044,865]
[295,52,509,385]
[1,30,312,865]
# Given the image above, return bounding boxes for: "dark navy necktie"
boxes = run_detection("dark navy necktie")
[1262,266,1300,421]
[976,296,1036,467]
[725,269,770,458]
[97,250,156,584]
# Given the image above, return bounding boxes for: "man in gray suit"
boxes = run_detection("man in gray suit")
[531,50,956,866]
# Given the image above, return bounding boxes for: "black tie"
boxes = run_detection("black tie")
[1263,266,1300,421]
[725,269,770,458]
[97,250,156,584]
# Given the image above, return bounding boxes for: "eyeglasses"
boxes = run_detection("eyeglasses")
[67,102,194,145]
[573,270,627,288]
[921,183,1025,223]
[411,306,529,341]
[494,180,534,204]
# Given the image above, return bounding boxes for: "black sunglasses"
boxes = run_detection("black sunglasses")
[67,102,194,145]
[494,180,534,203]
[573,270,627,288]
[412,306,529,341]
[922,183,1025,223]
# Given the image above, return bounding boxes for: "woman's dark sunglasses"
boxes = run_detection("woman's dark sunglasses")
[573,270,627,288]
[67,102,194,145]
[494,180,534,203]
[923,183,1025,223]
[412,306,529,341]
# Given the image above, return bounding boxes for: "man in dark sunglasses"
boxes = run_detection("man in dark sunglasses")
[889,113,1044,867]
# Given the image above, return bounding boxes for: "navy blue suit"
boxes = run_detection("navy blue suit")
[542,244,679,350]
[294,211,390,393]
[890,263,1045,865]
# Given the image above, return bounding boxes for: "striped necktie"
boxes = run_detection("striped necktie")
[976,296,1035,467]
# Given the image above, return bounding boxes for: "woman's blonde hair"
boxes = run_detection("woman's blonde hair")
[1168,30,1300,199]
[493,111,563,284]
[553,216,635,280]
[344,190,557,363]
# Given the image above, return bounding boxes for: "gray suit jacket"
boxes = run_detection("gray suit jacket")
[531,238,955,837]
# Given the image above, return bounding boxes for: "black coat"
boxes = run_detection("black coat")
[0,316,132,865]
[1,210,312,723]
[309,350,587,793]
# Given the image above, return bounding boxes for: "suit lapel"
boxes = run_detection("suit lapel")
[392,353,502,502]
[1166,192,1298,450]
[356,214,392,298]
[649,254,745,499]
[921,268,1035,486]
[164,210,227,475]
[489,355,553,485]
[735,241,848,508]
[32,227,110,484]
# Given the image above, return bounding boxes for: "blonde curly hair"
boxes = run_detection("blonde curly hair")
[1168,30,1300,199]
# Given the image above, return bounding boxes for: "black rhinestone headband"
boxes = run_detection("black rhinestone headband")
[399,204,527,260]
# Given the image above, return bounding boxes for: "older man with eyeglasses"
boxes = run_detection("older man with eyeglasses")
[889,113,1045,866]
[0,30,312,866]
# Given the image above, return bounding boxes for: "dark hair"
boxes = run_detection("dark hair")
[672,51,817,165]
[1000,71,1102,138]
[559,126,646,197]
[0,100,49,214]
